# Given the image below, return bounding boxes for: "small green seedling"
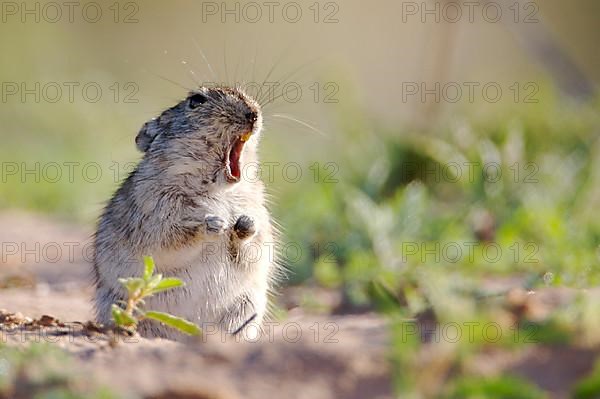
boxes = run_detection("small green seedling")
[111,256,201,336]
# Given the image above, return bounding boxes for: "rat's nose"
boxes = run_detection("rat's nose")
[245,111,258,124]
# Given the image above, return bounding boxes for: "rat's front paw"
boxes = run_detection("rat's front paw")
[204,215,226,234]
[234,215,256,240]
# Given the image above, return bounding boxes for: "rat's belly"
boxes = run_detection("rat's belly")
[146,237,249,324]
[150,234,231,271]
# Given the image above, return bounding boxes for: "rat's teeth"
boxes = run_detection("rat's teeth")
[240,132,252,142]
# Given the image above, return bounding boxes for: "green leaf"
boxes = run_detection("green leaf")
[112,304,137,327]
[145,273,163,291]
[111,304,125,326]
[122,312,138,327]
[447,376,546,399]
[149,277,184,295]
[145,311,201,336]
[143,256,155,281]
[120,278,145,296]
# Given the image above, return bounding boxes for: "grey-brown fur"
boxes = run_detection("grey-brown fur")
[92,87,277,341]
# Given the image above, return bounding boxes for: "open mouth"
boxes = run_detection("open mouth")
[225,131,252,183]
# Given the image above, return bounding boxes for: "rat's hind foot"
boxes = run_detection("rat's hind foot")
[220,294,262,339]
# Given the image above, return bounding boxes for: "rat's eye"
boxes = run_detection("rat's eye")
[188,93,208,109]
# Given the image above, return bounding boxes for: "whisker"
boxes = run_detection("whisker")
[263,55,323,102]
[180,60,202,88]
[233,47,242,85]
[188,69,205,88]
[258,57,323,107]
[256,44,296,104]
[259,78,315,109]
[251,45,258,85]
[223,39,230,84]
[141,68,192,92]
[192,38,219,84]
[270,113,329,138]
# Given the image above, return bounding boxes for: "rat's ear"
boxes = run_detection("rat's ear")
[135,119,160,152]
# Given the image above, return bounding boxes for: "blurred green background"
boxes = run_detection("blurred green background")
[2,0,600,397]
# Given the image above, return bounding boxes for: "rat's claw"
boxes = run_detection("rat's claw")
[234,215,256,239]
[205,215,226,234]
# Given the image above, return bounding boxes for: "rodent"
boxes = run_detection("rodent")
[92,86,277,341]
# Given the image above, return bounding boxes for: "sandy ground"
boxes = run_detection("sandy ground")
[0,211,392,398]
[1,211,599,399]
[1,308,390,399]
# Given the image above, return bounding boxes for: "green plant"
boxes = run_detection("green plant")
[111,256,201,336]
[445,375,547,399]
[0,344,117,398]
[573,360,600,399]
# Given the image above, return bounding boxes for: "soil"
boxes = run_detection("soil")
[0,211,598,399]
